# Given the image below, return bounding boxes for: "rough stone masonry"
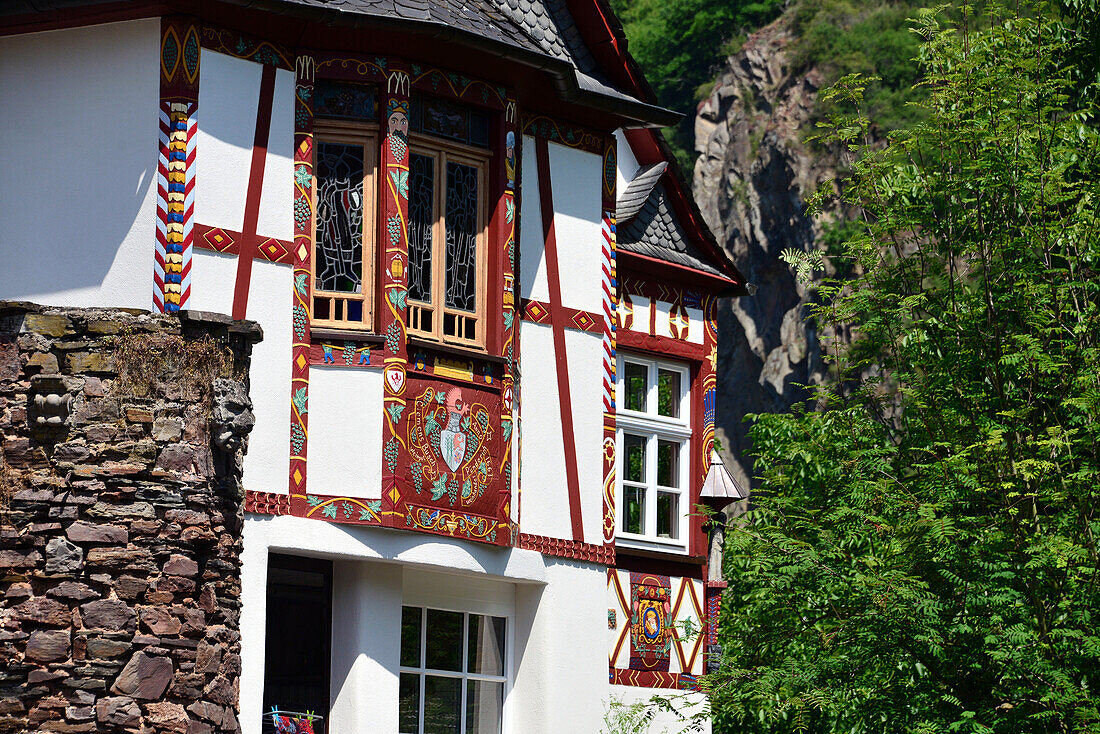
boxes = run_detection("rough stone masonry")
[0,302,260,733]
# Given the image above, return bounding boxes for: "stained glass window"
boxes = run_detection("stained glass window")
[314,80,377,120]
[408,154,435,304]
[315,142,364,294]
[444,162,478,313]
[411,94,490,148]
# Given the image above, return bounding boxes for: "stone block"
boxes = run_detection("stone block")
[111,653,173,700]
[64,352,114,375]
[124,407,153,424]
[85,547,154,572]
[25,630,70,662]
[0,336,17,381]
[85,637,132,659]
[0,550,41,569]
[12,597,70,626]
[66,521,128,545]
[46,582,97,601]
[21,314,72,338]
[114,576,148,601]
[45,537,83,574]
[163,555,198,577]
[145,702,189,733]
[95,697,140,727]
[153,417,184,442]
[140,606,182,636]
[26,352,59,374]
[80,599,135,632]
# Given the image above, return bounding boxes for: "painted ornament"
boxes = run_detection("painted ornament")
[387,98,409,161]
[440,387,470,472]
[385,365,405,394]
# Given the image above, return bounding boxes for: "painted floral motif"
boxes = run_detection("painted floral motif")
[407,386,494,507]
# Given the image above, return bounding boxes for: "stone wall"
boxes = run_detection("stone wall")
[0,303,260,733]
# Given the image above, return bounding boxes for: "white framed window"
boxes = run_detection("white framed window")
[616,353,691,551]
[399,606,506,734]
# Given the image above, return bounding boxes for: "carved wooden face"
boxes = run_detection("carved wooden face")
[388,110,408,138]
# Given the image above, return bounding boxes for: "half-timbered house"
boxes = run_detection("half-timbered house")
[0,1,748,731]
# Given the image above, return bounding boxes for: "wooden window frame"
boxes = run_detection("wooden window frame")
[310,120,379,332]
[406,134,490,351]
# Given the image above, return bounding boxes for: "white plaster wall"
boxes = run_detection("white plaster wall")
[307,367,383,498]
[519,136,549,302]
[513,560,608,732]
[608,685,712,734]
[517,323,570,539]
[189,250,292,494]
[566,329,609,546]
[548,143,603,315]
[241,516,612,734]
[330,561,402,734]
[615,129,640,199]
[195,51,295,240]
[0,19,159,308]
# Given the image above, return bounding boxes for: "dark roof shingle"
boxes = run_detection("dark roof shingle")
[618,182,723,277]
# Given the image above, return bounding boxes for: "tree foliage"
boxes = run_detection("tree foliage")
[709,6,1100,732]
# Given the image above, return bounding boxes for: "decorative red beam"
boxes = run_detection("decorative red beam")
[520,299,603,333]
[535,137,586,543]
[195,223,292,264]
[231,63,277,320]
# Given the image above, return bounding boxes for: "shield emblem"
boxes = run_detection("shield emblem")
[440,427,466,472]
[385,366,405,394]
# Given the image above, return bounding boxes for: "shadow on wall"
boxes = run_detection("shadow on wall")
[0,20,159,305]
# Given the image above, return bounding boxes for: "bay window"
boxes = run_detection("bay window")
[616,354,691,550]
[400,606,506,734]
[309,82,492,350]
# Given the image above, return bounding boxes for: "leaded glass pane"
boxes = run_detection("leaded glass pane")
[408,153,435,303]
[315,142,364,294]
[445,162,478,312]
[314,80,377,120]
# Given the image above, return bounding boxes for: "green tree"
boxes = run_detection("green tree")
[708,6,1100,733]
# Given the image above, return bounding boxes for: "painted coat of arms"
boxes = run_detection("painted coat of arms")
[630,573,673,671]
[408,385,494,507]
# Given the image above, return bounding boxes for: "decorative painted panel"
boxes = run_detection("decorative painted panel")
[155,16,200,313]
[379,66,414,528]
[608,569,705,685]
[289,54,315,496]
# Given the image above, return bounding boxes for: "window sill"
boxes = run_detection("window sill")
[616,534,690,554]
[615,542,706,565]
[406,337,508,365]
[310,328,385,344]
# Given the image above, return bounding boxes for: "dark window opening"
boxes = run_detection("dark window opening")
[262,554,332,733]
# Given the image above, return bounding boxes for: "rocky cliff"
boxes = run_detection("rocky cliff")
[693,16,844,490]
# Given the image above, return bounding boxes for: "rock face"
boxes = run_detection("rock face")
[0,302,259,734]
[693,16,845,488]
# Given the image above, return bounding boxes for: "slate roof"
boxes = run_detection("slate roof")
[618,181,724,277]
[617,162,666,222]
[277,0,555,60]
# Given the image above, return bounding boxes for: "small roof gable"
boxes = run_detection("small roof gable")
[618,181,724,277]
[617,161,666,223]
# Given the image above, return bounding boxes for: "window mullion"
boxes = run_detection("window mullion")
[646,433,657,536]
[434,151,445,341]
[419,608,427,734]
[460,612,468,734]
